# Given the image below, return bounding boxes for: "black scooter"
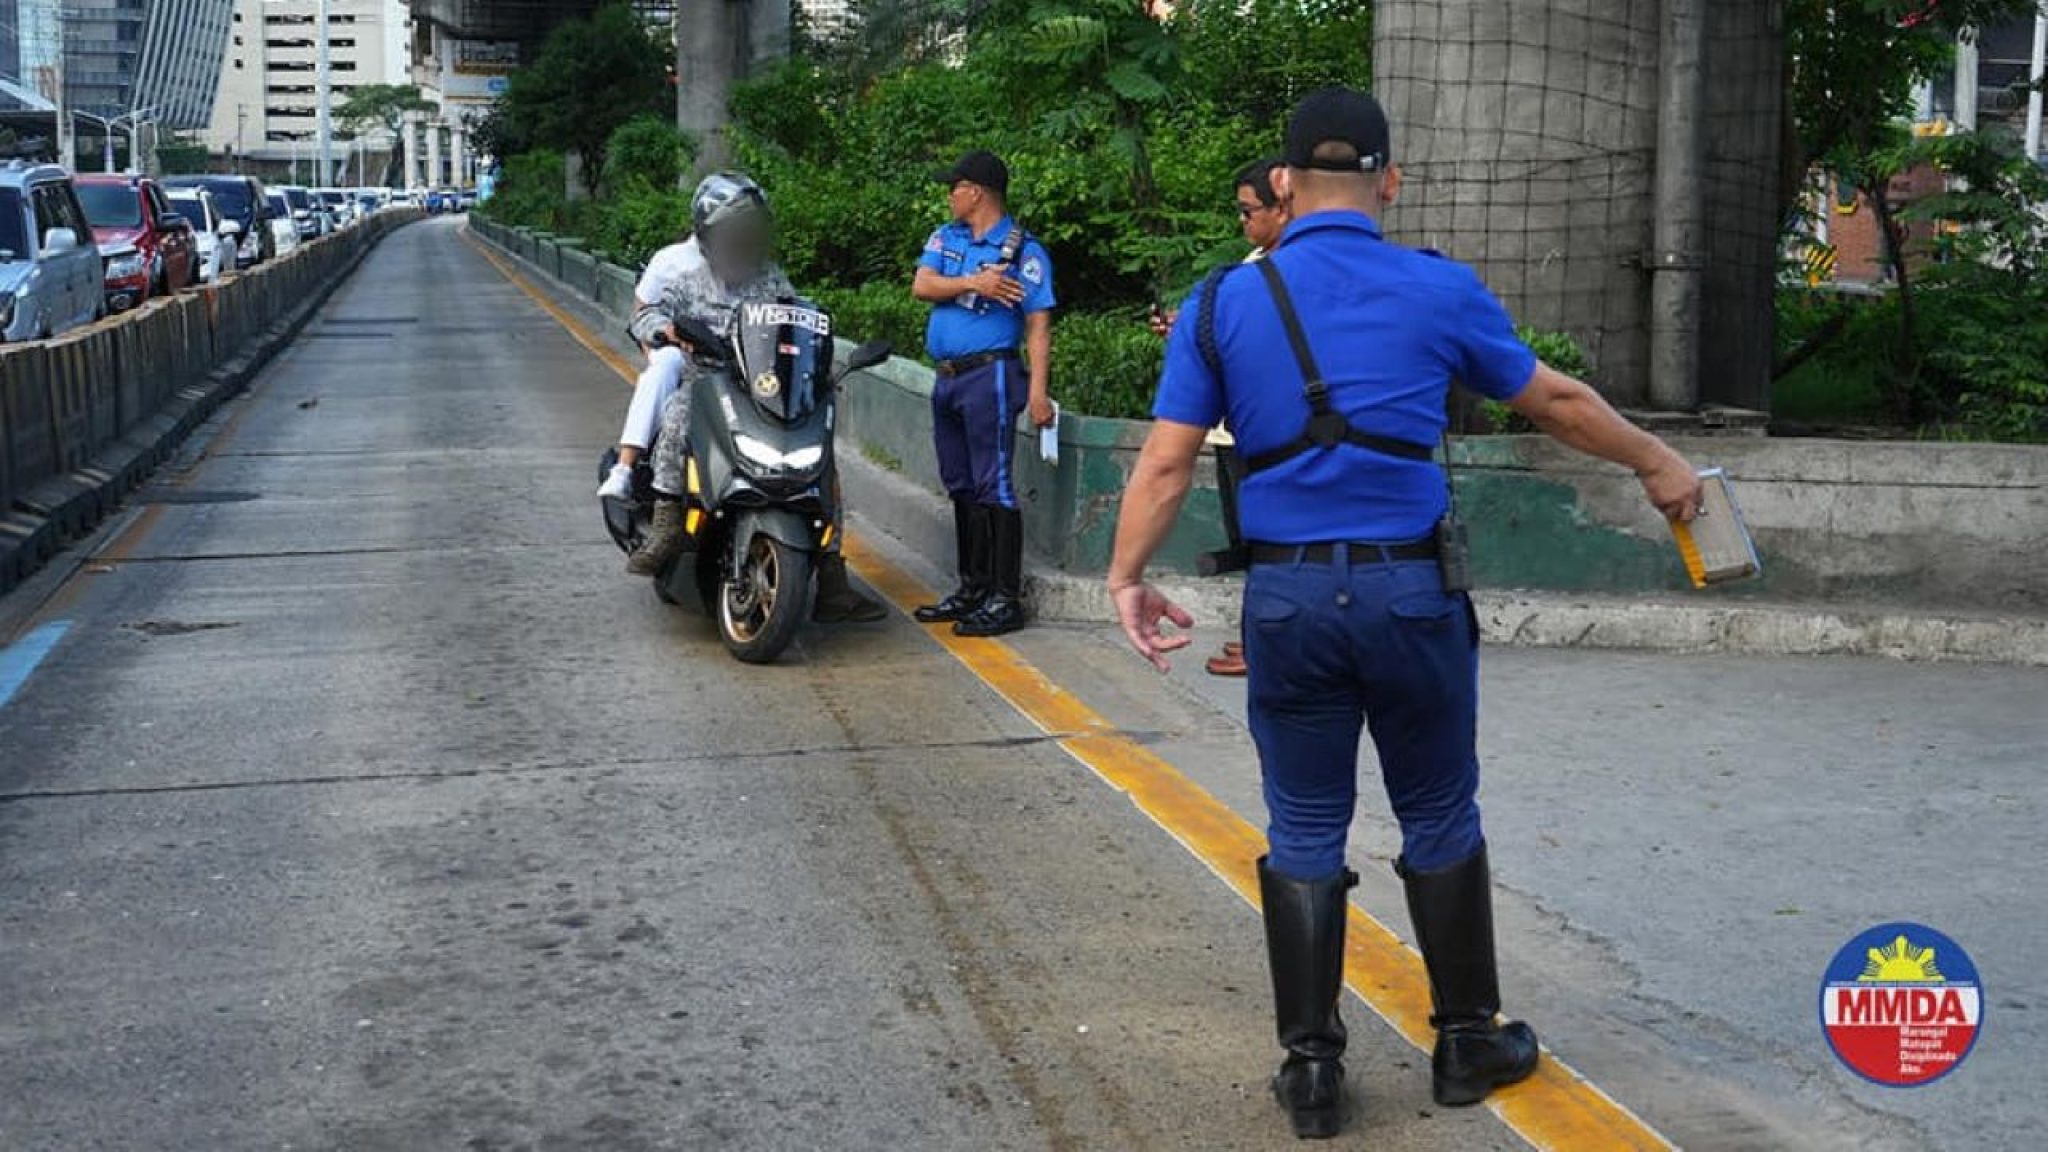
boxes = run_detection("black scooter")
[600,299,891,664]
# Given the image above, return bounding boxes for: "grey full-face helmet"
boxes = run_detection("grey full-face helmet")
[692,171,773,279]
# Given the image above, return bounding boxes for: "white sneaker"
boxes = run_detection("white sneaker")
[597,463,634,500]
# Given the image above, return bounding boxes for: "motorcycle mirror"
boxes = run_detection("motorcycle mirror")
[843,340,893,375]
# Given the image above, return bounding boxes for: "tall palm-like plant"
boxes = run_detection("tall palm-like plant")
[997,0,1181,290]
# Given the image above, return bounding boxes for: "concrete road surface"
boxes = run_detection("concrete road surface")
[2,217,2041,1151]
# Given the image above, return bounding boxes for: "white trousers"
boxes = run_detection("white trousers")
[619,345,686,451]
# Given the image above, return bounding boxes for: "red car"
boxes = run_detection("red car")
[74,174,199,310]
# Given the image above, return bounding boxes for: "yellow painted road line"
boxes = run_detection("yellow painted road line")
[845,537,1675,1152]
[476,226,1677,1152]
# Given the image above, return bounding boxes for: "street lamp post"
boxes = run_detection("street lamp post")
[53,8,72,170]
[316,0,332,184]
[69,111,115,171]
[109,105,159,174]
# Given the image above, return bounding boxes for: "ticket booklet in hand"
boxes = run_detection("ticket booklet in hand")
[1669,468,1762,588]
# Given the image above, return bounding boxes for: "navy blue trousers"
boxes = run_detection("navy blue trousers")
[1243,550,1486,881]
[932,358,1026,508]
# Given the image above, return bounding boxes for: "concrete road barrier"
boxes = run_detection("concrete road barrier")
[561,246,599,301]
[0,208,427,597]
[41,335,97,476]
[110,307,149,434]
[1,342,53,505]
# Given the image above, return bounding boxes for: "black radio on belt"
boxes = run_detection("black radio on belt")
[1435,513,1472,593]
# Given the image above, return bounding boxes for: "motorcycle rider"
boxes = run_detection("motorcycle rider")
[598,238,696,500]
[623,172,885,624]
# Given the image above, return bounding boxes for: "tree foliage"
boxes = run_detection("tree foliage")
[603,114,696,193]
[334,84,434,185]
[334,84,434,141]
[500,3,670,193]
[713,0,1378,414]
[1779,0,2048,437]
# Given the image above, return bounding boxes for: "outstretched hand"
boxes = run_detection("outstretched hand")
[1112,581,1195,672]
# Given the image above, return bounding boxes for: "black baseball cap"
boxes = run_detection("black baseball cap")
[1283,87,1391,173]
[932,150,1010,198]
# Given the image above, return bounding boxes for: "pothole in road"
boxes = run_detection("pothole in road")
[122,620,242,638]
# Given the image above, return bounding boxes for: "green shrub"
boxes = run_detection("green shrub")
[812,282,932,364]
[1517,326,1591,380]
[1052,311,1164,420]
[1177,0,1375,124]
[1770,288,1894,425]
[603,114,696,194]
[579,180,690,268]
[482,149,570,231]
[1916,269,2048,440]
[1478,328,1593,433]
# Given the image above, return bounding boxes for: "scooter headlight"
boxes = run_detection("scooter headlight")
[732,435,824,473]
[734,434,783,469]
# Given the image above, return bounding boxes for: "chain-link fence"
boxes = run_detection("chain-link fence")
[1376,0,1780,410]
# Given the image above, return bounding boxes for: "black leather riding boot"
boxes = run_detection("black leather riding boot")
[915,499,989,622]
[813,552,886,623]
[1259,857,1353,1139]
[1397,846,1540,1107]
[955,507,1024,637]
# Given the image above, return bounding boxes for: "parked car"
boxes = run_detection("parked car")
[73,173,198,305]
[164,187,228,284]
[263,192,302,256]
[276,184,326,240]
[99,239,149,312]
[0,161,106,343]
[161,174,277,269]
[315,188,356,227]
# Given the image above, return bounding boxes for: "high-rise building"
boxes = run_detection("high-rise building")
[133,0,233,129]
[1,0,20,92]
[53,0,146,117]
[1,0,232,133]
[202,0,410,171]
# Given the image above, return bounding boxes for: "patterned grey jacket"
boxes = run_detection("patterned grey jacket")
[628,237,797,350]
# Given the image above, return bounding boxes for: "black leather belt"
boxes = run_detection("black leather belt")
[1249,539,1439,565]
[934,350,1019,377]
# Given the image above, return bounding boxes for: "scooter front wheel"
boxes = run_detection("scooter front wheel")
[718,533,814,664]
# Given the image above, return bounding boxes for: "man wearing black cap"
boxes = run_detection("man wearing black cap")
[909,150,1057,638]
[1107,88,1703,1138]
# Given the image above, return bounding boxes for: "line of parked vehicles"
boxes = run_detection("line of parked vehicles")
[2,159,462,345]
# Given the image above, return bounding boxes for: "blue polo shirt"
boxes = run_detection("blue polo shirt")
[919,215,1056,360]
[1154,211,1537,544]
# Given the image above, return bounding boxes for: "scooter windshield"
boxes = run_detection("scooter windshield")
[732,299,833,422]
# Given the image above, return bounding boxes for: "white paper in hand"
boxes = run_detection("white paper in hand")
[1039,400,1061,465]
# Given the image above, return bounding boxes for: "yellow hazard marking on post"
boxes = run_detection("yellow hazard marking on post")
[474,224,1677,1152]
